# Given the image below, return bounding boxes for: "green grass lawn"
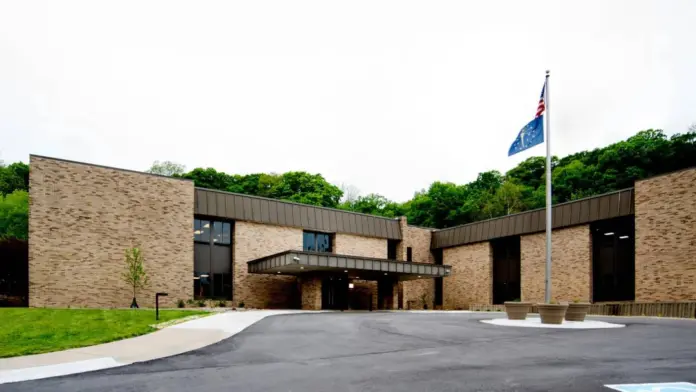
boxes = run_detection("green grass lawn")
[0,308,208,358]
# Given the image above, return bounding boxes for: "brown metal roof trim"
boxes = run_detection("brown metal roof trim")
[247,250,451,279]
[195,188,402,240]
[431,188,634,249]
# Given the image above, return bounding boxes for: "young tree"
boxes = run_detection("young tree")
[122,247,149,308]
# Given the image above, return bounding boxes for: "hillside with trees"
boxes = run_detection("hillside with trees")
[1,127,694,243]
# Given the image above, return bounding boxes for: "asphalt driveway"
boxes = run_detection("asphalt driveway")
[6,312,696,391]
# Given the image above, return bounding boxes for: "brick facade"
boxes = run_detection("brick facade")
[28,156,193,308]
[233,221,302,308]
[520,225,591,303]
[334,233,387,258]
[399,218,436,310]
[299,276,322,310]
[443,241,492,309]
[635,168,696,301]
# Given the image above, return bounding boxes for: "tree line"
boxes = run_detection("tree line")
[1,126,694,242]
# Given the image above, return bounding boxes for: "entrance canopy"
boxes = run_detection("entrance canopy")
[248,250,451,281]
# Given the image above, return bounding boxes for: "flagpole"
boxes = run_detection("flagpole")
[544,70,552,304]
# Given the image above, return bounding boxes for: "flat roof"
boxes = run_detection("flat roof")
[195,188,402,240]
[248,250,451,281]
[431,188,635,249]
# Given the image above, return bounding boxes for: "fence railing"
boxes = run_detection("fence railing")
[469,302,696,318]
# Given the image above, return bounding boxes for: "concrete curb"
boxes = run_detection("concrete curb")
[0,310,322,385]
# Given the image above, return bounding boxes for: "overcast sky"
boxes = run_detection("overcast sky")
[1,1,695,201]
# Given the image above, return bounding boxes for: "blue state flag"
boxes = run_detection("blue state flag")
[508,115,544,156]
[508,81,546,156]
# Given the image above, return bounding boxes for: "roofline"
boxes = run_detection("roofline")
[247,249,451,268]
[434,187,635,234]
[634,165,696,183]
[196,187,400,222]
[30,155,194,183]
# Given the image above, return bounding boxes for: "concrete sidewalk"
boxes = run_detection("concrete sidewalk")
[0,310,319,385]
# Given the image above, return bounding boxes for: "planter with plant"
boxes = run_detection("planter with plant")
[177,299,186,308]
[504,299,532,320]
[122,247,148,309]
[537,301,568,324]
[565,300,591,321]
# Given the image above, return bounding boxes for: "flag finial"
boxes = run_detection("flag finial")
[545,69,550,75]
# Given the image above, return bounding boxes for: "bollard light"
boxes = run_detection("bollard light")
[156,292,169,321]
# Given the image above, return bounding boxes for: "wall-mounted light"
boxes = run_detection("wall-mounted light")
[300,266,304,270]
[344,270,348,273]
[293,256,301,261]
[349,283,354,289]
[384,273,387,275]
[277,271,281,274]
[194,230,202,235]
[200,274,209,278]
[418,276,421,278]
[619,235,629,239]
[604,232,615,236]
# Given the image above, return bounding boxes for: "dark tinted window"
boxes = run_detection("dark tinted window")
[303,231,332,253]
[387,240,398,260]
[212,222,232,245]
[303,232,316,251]
[407,247,413,262]
[195,219,210,243]
[221,222,231,245]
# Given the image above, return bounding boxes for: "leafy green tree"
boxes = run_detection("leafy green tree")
[270,171,343,207]
[340,193,403,218]
[122,247,149,308]
[146,160,186,176]
[0,162,29,196]
[0,190,28,240]
[180,167,236,190]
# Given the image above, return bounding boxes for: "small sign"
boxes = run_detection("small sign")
[606,382,696,392]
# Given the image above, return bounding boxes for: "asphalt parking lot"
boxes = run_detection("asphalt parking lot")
[6,312,696,392]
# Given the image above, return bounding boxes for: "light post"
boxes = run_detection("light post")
[155,292,168,320]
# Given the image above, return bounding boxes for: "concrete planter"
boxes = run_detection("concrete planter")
[504,302,533,320]
[565,303,591,321]
[537,303,569,324]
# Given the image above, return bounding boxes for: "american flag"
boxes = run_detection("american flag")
[535,82,546,118]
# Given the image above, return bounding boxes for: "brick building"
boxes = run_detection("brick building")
[27,155,696,309]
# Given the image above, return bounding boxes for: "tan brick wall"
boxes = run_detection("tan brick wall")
[233,221,302,308]
[635,168,696,301]
[443,241,492,309]
[29,156,193,308]
[398,218,436,309]
[299,276,322,310]
[334,233,387,258]
[520,225,591,303]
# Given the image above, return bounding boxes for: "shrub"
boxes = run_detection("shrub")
[238,301,245,308]
[177,299,185,308]
[217,300,226,308]
[186,299,195,305]
[197,300,206,307]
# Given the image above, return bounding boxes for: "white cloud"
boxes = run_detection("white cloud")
[1,0,694,201]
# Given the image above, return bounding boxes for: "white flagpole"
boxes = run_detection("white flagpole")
[544,70,552,304]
